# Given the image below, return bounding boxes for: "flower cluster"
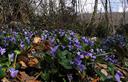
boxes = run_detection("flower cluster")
[0,29,126,82]
[104,55,118,64]
[102,34,127,50]
[72,51,96,72]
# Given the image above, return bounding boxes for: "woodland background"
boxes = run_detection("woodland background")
[0,0,128,37]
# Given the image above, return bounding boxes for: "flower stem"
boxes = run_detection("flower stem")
[13,54,17,68]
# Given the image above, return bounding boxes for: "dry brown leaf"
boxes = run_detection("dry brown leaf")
[28,58,39,67]
[1,77,10,82]
[97,63,107,69]
[92,77,100,82]
[17,72,34,81]
[18,55,29,64]
[33,36,41,44]
[43,41,51,51]
[28,55,34,58]
[26,80,41,82]
[19,61,28,69]
[17,71,41,82]
[101,69,108,76]
[115,64,128,77]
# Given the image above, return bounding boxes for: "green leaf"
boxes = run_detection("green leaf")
[125,62,128,67]
[41,71,50,81]
[58,50,72,69]
[59,59,72,69]
[95,70,107,81]
[108,63,115,78]
[124,58,128,68]
[0,57,9,67]
[0,68,5,78]
[63,78,66,82]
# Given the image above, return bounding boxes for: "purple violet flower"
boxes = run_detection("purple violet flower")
[20,42,25,49]
[67,74,73,82]
[78,64,86,72]
[41,35,46,40]
[68,45,73,50]
[115,71,123,82]
[9,53,14,62]
[25,37,30,44]
[84,52,93,57]
[61,45,66,49]
[81,37,94,46]
[49,37,55,44]
[9,68,19,78]
[105,55,118,64]
[74,57,82,65]
[60,31,65,37]
[73,55,86,72]
[77,52,84,59]
[82,37,89,43]
[50,45,59,57]
[0,47,6,55]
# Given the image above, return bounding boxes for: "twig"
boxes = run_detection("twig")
[34,71,42,80]
[96,52,112,57]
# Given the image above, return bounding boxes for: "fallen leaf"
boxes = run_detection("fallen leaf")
[43,41,51,51]
[101,69,108,76]
[115,64,128,77]
[33,36,41,44]
[92,77,100,82]
[17,72,34,81]
[17,71,40,82]
[18,55,29,64]
[26,80,40,82]
[19,61,28,69]
[97,63,107,69]
[28,58,39,67]
[1,77,10,82]
[90,37,97,41]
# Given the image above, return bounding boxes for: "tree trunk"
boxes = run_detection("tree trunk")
[86,0,98,36]
[108,0,115,34]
